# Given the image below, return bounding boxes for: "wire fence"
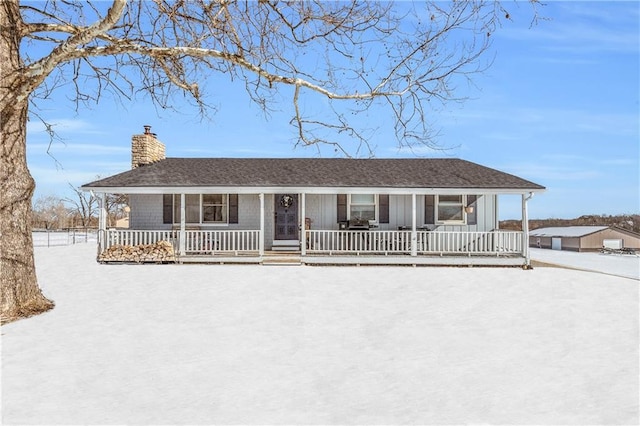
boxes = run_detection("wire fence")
[32,229,98,247]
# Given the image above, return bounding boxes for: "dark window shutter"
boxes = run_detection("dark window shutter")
[379,194,389,224]
[337,194,347,222]
[424,195,435,224]
[228,194,239,224]
[467,195,478,225]
[163,194,173,224]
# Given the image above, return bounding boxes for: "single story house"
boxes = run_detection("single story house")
[82,126,545,266]
[529,226,640,252]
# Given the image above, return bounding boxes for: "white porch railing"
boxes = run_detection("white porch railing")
[420,231,522,254]
[306,230,413,254]
[102,229,522,258]
[104,229,178,251]
[184,230,260,254]
[103,229,260,256]
[306,230,522,255]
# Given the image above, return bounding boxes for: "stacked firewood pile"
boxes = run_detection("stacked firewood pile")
[99,240,175,263]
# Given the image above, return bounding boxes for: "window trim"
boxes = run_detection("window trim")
[165,194,230,225]
[347,194,378,223]
[435,194,467,225]
[202,194,229,224]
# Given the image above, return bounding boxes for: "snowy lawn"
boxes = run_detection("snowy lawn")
[530,247,640,280]
[2,244,638,425]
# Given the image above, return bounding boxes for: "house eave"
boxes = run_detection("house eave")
[81,185,546,195]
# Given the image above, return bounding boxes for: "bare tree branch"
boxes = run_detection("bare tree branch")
[15,0,533,156]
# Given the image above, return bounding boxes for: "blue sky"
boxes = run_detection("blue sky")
[26,1,639,220]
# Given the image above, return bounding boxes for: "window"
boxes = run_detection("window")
[349,194,376,221]
[437,195,464,222]
[185,194,200,223]
[337,194,389,224]
[202,194,227,223]
[425,194,478,225]
[170,194,200,223]
[163,194,233,224]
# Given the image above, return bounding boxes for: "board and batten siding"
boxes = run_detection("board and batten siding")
[304,193,497,232]
[420,194,497,232]
[304,194,336,230]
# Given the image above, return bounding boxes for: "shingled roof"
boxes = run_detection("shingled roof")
[529,226,610,238]
[82,158,545,191]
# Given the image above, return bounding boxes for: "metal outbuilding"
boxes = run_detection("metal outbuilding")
[529,226,640,252]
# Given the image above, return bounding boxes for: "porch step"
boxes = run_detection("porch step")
[272,240,301,252]
[261,257,302,266]
[261,251,302,266]
[272,246,301,252]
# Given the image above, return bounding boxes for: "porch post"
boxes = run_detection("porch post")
[259,193,265,256]
[411,193,417,257]
[522,192,533,268]
[301,192,306,256]
[98,192,107,254]
[179,193,186,256]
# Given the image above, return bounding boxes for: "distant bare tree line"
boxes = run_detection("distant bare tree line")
[31,187,127,230]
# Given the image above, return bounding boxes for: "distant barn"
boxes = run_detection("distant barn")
[529,226,640,252]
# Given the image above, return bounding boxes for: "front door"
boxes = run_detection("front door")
[274,194,299,240]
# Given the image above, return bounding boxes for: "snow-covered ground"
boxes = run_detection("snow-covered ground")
[530,247,640,280]
[2,243,638,425]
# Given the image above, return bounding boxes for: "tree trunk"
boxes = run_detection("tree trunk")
[1,0,54,324]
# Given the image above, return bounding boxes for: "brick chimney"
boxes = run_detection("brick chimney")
[131,125,166,168]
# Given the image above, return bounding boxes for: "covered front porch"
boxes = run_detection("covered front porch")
[99,228,525,266]
[95,190,534,267]
[98,227,528,267]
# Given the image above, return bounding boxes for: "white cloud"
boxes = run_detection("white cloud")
[27,118,107,135]
[27,142,130,155]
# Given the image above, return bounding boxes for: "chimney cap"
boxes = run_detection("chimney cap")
[143,125,151,134]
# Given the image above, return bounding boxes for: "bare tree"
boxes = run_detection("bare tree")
[64,184,98,228]
[32,195,70,230]
[105,193,129,227]
[1,0,539,323]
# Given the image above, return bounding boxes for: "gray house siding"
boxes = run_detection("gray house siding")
[129,193,260,231]
[129,194,164,230]
[128,193,498,242]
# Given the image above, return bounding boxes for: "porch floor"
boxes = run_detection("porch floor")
[177,251,526,267]
[302,254,525,267]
